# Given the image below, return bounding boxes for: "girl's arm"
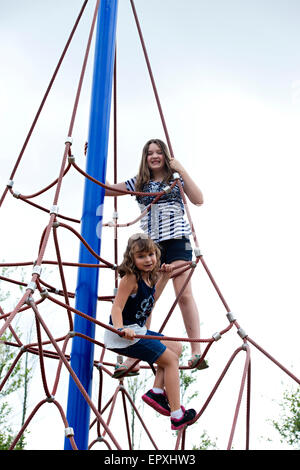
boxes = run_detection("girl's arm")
[111,274,137,339]
[145,313,152,330]
[105,180,128,197]
[170,159,204,206]
[154,264,173,302]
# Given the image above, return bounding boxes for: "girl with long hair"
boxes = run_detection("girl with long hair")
[105,139,206,371]
[104,233,196,430]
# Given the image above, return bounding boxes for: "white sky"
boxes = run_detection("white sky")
[0,0,299,451]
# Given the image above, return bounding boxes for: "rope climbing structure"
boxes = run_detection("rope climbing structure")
[0,0,299,451]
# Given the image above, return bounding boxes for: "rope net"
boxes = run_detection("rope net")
[0,0,299,451]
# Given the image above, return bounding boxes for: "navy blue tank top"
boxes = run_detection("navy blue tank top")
[110,278,155,327]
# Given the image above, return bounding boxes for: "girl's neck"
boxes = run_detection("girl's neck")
[151,169,167,182]
[140,272,152,286]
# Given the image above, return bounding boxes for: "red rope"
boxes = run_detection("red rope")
[1,0,299,452]
[0,1,88,208]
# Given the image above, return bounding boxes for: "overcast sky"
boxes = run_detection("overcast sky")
[0,0,300,450]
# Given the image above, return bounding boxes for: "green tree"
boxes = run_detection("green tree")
[272,387,300,449]
[0,331,30,449]
[0,266,33,449]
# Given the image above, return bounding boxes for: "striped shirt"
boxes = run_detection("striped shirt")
[125,176,191,243]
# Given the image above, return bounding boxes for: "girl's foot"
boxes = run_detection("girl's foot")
[112,363,140,379]
[188,354,209,370]
[171,406,196,430]
[142,389,171,416]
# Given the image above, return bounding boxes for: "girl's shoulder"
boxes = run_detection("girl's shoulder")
[119,273,138,291]
[120,272,137,283]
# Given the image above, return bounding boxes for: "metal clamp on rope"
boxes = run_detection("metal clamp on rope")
[7,180,14,188]
[40,288,49,299]
[226,312,236,322]
[13,190,21,199]
[65,427,74,438]
[173,172,180,180]
[46,395,55,403]
[112,211,118,220]
[25,296,34,306]
[212,332,222,341]
[68,154,75,164]
[113,287,118,296]
[237,328,248,339]
[32,265,42,277]
[26,282,36,293]
[163,185,172,194]
[52,221,60,228]
[65,136,73,145]
[50,205,59,215]
[194,247,202,257]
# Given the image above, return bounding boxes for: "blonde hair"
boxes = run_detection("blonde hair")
[118,233,161,285]
[135,139,174,192]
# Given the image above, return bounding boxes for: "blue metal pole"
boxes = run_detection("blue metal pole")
[64,0,118,450]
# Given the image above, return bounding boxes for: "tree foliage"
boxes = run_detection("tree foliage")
[272,387,300,449]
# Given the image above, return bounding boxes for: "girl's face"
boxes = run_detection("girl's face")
[146,142,166,174]
[133,249,157,274]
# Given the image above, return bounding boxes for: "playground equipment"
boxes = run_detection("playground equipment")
[0,0,299,451]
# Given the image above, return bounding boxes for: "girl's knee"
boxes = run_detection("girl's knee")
[156,348,179,367]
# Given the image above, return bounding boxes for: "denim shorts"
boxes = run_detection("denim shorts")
[159,237,193,264]
[111,330,166,364]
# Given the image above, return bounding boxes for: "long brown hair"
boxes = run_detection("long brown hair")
[135,139,174,192]
[118,233,161,285]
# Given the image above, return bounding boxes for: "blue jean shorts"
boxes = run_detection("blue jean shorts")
[111,330,166,364]
[159,237,192,264]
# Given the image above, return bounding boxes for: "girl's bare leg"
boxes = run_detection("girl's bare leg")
[172,260,201,357]
[153,341,182,411]
[154,349,180,411]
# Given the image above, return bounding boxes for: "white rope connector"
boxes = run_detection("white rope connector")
[13,191,21,199]
[237,328,248,339]
[68,154,75,163]
[32,265,42,277]
[113,287,118,296]
[226,312,236,323]
[65,136,73,145]
[40,288,49,299]
[26,282,36,293]
[194,247,202,257]
[212,332,222,341]
[50,205,59,215]
[112,211,118,220]
[173,172,180,179]
[25,296,34,306]
[46,395,55,403]
[163,185,172,194]
[64,427,74,438]
[7,180,14,188]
